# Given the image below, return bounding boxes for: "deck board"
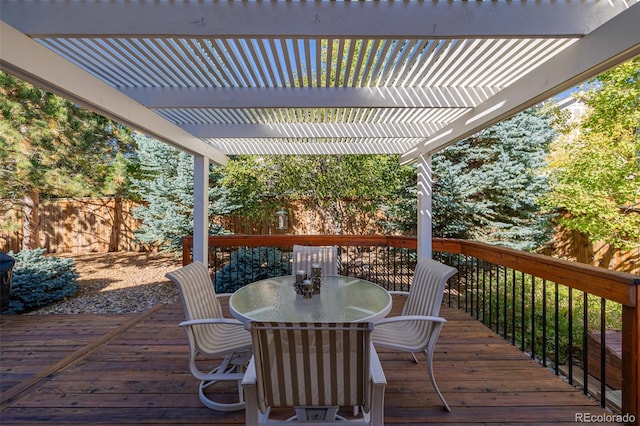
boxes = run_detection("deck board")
[0,301,615,425]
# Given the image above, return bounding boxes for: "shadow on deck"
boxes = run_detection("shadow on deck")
[1,301,614,425]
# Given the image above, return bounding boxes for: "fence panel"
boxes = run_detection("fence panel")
[0,198,141,254]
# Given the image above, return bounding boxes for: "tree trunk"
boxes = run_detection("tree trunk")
[109,197,122,252]
[22,189,40,249]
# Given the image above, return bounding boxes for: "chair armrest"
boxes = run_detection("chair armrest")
[375,315,446,325]
[179,318,244,328]
[241,356,257,386]
[368,343,386,385]
[215,293,234,299]
[388,290,409,297]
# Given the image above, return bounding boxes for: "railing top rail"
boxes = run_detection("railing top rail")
[184,235,639,306]
[435,238,639,307]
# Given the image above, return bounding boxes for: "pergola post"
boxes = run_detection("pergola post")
[192,154,209,265]
[416,154,433,260]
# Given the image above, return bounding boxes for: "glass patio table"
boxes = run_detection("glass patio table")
[229,275,392,324]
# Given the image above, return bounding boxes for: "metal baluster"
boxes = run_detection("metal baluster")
[475,260,480,321]
[554,282,560,376]
[468,256,472,312]
[489,263,494,330]
[511,269,517,346]
[503,267,508,340]
[482,261,488,324]
[467,256,472,314]
[521,271,526,352]
[531,276,536,362]
[583,291,589,396]
[542,279,548,367]
[568,287,574,385]
[600,297,606,408]
[495,265,500,336]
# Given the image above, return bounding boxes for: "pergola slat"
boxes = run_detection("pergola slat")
[1,1,637,157]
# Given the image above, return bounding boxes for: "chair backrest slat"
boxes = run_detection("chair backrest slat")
[167,261,224,320]
[166,261,226,353]
[249,322,372,414]
[292,245,339,276]
[403,258,457,317]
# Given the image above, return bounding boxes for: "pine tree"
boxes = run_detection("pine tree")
[0,72,134,248]
[432,108,557,251]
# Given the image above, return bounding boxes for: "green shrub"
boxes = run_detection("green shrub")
[457,262,622,365]
[2,249,79,314]
[215,246,291,293]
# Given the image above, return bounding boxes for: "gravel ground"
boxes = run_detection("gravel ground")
[29,252,183,315]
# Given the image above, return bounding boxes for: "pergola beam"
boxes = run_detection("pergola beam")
[182,122,448,139]
[206,140,423,156]
[0,21,228,166]
[122,86,489,109]
[2,1,627,38]
[401,3,640,164]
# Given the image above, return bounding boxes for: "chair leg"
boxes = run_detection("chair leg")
[197,352,248,411]
[425,349,451,412]
[243,381,260,424]
[199,379,245,411]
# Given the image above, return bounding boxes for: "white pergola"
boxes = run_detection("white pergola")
[1,1,639,264]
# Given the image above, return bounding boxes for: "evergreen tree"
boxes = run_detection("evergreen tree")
[0,72,134,248]
[130,136,230,253]
[432,108,557,251]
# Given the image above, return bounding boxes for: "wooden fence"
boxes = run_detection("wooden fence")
[213,200,383,236]
[1,197,638,274]
[0,197,141,254]
[550,225,639,274]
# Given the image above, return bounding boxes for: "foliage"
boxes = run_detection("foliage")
[378,169,418,234]
[219,109,556,247]
[1,248,79,314]
[214,247,291,293]
[218,155,282,224]
[0,72,135,201]
[542,58,640,250]
[130,136,231,253]
[432,109,557,251]
[221,154,416,234]
[0,72,135,246]
[468,264,622,365]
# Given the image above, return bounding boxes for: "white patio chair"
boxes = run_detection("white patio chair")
[292,245,339,276]
[371,257,457,412]
[242,321,386,425]
[165,261,253,411]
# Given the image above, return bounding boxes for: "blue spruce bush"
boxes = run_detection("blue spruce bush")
[2,249,79,314]
[215,246,291,293]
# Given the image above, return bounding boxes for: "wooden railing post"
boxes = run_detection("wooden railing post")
[182,236,193,266]
[622,287,639,425]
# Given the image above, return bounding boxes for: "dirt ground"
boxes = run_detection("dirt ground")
[30,251,184,314]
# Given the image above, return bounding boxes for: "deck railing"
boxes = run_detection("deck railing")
[183,235,419,293]
[437,239,639,423]
[182,235,639,422]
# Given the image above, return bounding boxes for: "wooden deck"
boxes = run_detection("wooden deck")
[1,300,616,425]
